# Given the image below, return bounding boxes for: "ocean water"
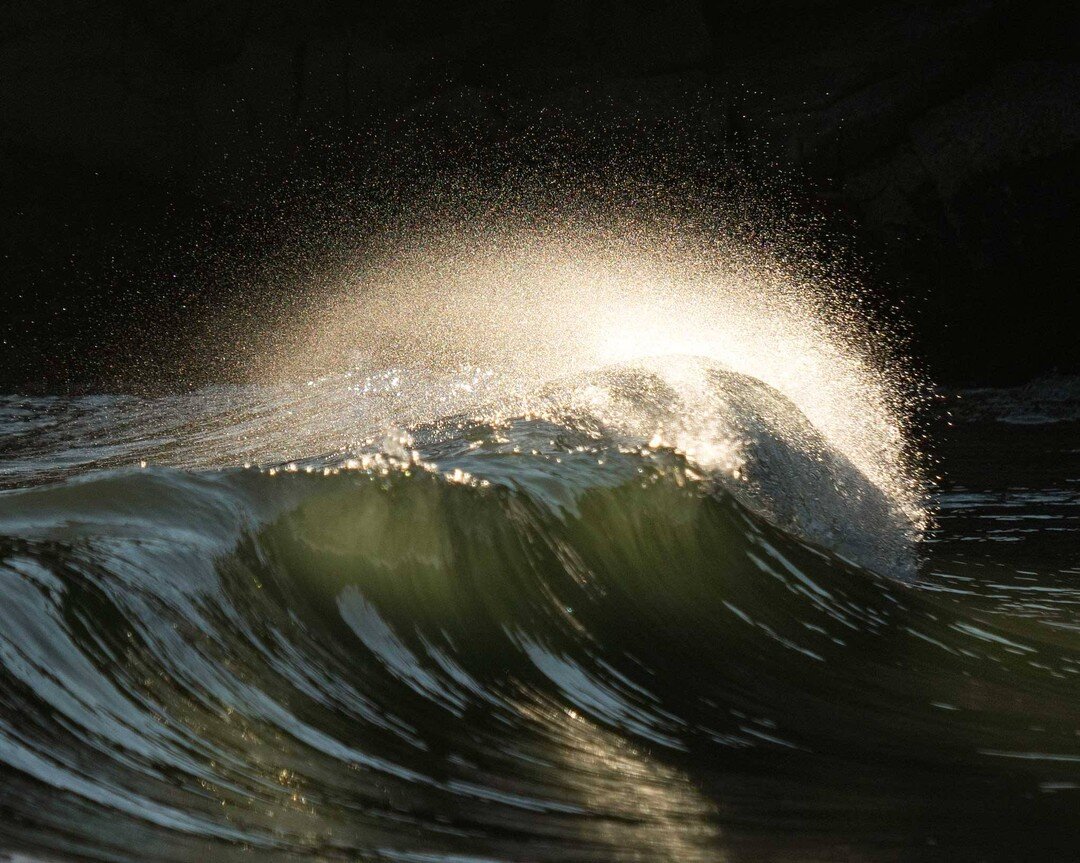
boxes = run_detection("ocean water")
[0,361,1077,862]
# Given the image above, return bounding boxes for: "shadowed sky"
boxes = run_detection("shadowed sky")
[1,0,1076,390]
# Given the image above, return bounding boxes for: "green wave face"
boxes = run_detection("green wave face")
[1,453,1078,862]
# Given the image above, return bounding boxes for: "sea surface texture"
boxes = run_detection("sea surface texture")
[0,362,1078,861]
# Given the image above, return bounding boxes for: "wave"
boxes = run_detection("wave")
[1,361,1078,860]
[1,357,921,578]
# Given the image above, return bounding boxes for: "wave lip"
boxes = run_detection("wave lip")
[534,356,921,580]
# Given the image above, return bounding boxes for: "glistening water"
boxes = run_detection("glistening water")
[1,239,1078,861]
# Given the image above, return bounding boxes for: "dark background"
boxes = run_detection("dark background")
[1,0,1076,392]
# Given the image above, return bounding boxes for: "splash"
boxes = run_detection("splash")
[264,219,927,540]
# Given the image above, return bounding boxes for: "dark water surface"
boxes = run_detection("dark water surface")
[0,370,1077,862]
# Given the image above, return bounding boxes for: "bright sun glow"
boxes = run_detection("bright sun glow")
[594,310,718,366]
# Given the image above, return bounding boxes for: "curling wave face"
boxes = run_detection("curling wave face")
[2,362,1080,861]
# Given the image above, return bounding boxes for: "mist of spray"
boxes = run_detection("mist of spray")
[260,213,927,537]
